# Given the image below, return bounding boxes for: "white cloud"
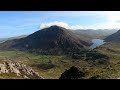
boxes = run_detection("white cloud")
[39,21,119,30]
[40,21,69,29]
[39,11,120,30]
[92,14,120,29]
[40,21,84,30]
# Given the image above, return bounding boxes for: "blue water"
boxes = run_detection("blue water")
[90,39,105,49]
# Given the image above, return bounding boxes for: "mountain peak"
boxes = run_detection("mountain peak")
[49,25,64,29]
[0,25,91,55]
[44,25,66,31]
[40,25,68,35]
[49,25,61,28]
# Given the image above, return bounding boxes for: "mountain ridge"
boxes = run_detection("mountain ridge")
[74,29,118,39]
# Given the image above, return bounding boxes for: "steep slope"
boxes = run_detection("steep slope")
[105,30,120,42]
[0,25,91,55]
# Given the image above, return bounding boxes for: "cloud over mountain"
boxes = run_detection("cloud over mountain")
[40,21,84,30]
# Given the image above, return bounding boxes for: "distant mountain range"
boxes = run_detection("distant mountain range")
[0,25,91,55]
[74,29,118,39]
[0,35,28,43]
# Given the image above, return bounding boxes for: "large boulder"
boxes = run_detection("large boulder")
[59,66,85,79]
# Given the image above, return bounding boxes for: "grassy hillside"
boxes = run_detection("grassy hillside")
[0,27,119,79]
[0,49,119,79]
[0,50,86,79]
[93,42,120,79]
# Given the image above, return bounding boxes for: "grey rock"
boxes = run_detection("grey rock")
[0,61,42,79]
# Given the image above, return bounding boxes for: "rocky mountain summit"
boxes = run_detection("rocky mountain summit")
[0,61,42,79]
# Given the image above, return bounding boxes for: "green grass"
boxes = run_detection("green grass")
[0,43,119,79]
[0,50,91,79]
[0,73,23,79]
[91,42,120,79]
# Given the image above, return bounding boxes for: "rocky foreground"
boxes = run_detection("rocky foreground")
[0,61,43,79]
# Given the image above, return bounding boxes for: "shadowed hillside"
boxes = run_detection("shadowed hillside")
[105,30,120,42]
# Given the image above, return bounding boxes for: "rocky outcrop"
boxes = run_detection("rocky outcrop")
[0,61,42,79]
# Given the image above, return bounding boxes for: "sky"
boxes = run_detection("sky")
[0,11,120,38]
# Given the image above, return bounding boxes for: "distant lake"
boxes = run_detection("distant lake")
[90,39,105,49]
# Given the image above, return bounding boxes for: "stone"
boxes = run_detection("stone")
[0,61,42,79]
